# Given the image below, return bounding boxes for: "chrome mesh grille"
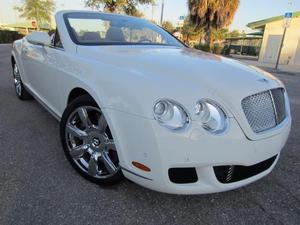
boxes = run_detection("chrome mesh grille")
[242,88,286,133]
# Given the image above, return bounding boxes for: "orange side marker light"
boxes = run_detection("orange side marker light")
[132,161,151,172]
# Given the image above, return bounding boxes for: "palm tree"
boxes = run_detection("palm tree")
[212,28,229,42]
[162,21,175,33]
[85,0,153,16]
[14,0,55,30]
[181,19,204,45]
[188,0,239,48]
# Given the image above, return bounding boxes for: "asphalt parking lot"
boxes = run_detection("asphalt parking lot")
[0,44,299,225]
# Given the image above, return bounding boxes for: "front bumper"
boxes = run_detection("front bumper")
[104,108,291,195]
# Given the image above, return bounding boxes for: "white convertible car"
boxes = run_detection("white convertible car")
[11,11,291,194]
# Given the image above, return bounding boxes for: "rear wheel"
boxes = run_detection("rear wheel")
[12,62,32,100]
[60,95,124,185]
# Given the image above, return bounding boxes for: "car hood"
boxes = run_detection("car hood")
[78,45,282,93]
[78,45,285,140]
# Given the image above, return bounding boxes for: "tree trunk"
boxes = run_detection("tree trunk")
[199,33,202,44]
[205,24,213,51]
[35,7,40,31]
[35,18,40,31]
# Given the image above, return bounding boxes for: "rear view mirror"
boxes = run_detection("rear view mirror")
[26,31,51,46]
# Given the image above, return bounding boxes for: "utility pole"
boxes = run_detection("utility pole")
[151,3,155,20]
[275,12,292,70]
[160,0,165,25]
[275,27,287,70]
[240,30,246,55]
[151,3,158,21]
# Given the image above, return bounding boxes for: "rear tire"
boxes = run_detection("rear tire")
[12,61,32,100]
[60,95,124,185]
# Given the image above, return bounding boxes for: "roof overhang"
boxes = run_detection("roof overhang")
[247,11,300,30]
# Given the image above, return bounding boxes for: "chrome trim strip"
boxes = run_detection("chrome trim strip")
[23,84,61,121]
[226,166,235,182]
[269,90,278,124]
[120,166,153,181]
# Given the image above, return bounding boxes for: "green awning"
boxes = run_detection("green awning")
[247,31,263,36]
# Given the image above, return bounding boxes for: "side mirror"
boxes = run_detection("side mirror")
[26,31,51,46]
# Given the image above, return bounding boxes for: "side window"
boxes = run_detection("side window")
[68,18,108,43]
[48,30,55,45]
[54,30,63,49]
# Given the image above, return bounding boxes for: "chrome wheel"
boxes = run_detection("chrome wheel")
[13,63,22,96]
[65,106,120,179]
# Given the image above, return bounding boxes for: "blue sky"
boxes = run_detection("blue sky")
[1,0,299,32]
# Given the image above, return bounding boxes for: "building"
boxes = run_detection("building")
[247,11,300,66]
[224,34,263,56]
[2,21,52,35]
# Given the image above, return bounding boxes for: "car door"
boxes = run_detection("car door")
[22,30,67,117]
[20,37,46,96]
[35,29,67,117]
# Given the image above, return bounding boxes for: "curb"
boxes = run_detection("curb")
[260,67,300,76]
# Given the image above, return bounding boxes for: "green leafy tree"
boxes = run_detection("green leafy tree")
[188,0,240,48]
[14,0,55,29]
[85,0,153,17]
[226,29,241,38]
[162,21,175,33]
[212,28,228,42]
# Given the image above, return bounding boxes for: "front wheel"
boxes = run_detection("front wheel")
[60,95,124,185]
[12,62,32,100]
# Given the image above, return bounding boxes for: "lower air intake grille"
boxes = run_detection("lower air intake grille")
[213,155,277,184]
[168,168,198,184]
[242,88,286,133]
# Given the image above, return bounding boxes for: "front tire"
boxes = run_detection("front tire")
[60,95,124,185]
[12,62,32,100]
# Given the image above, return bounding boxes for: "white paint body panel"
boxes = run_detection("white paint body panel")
[11,11,291,194]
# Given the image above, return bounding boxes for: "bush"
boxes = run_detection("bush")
[194,43,225,55]
[212,44,224,55]
[194,43,211,52]
[222,45,231,55]
[0,30,24,44]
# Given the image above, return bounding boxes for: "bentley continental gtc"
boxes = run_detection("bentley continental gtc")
[11,11,291,194]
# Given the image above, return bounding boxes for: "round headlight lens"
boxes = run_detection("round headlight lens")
[195,100,228,134]
[153,100,189,130]
[154,101,167,115]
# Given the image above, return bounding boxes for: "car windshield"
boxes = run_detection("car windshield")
[64,12,183,47]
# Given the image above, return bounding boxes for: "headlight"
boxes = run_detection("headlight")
[195,100,228,134]
[153,99,189,130]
